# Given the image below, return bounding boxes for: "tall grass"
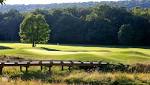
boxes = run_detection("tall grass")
[64,71,150,84]
[0,79,66,85]
[1,70,150,85]
[1,64,150,84]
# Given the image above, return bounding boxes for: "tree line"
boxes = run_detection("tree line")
[0,5,150,45]
[1,0,150,12]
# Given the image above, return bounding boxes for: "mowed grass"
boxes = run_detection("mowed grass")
[0,43,150,64]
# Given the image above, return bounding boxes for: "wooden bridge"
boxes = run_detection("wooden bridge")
[0,60,108,74]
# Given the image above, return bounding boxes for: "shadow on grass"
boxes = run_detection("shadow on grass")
[41,47,60,51]
[0,56,27,61]
[64,50,111,52]
[83,45,150,49]
[10,70,52,81]
[60,44,150,49]
[0,46,13,50]
[96,50,112,52]
[121,51,150,57]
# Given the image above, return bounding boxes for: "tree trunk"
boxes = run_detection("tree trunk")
[32,41,36,47]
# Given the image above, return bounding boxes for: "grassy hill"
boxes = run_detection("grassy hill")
[0,43,150,64]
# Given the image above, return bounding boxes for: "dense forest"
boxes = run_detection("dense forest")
[0,5,150,45]
[1,0,150,12]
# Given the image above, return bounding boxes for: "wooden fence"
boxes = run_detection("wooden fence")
[0,60,108,74]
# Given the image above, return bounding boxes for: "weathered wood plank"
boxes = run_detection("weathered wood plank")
[0,60,105,66]
[0,60,108,74]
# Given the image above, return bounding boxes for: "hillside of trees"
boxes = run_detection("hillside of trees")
[0,5,150,45]
[0,2,98,12]
[1,0,150,12]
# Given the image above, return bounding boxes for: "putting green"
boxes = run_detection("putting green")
[24,48,109,56]
[0,43,150,64]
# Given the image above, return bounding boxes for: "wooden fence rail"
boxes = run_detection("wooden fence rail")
[0,60,108,74]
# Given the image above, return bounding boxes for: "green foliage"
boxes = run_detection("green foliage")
[2,67,150,85]
[131,7,150,45]
[19,13,50,47]
[0,0,5,4]
[0,9,23,41]
[118,24,135,45]
[0,5,150,45]
[132,7,150,18]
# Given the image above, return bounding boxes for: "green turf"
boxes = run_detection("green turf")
[0,43,150,64]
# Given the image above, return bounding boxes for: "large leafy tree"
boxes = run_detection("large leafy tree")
[0,0,5,4]
[118,24,134,45]
[118,19,147,45]
[0,9,23,41]
[19,14,50,47]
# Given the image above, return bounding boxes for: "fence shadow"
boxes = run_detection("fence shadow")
[10,70,52,81]
[41,47,60,51]
[0,46,13,50]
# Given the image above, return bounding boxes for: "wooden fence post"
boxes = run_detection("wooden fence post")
[48,66,52,73]
[61,61,64,71]
[26,66,28,72]
[0,62,4,75]
[48,61,53,73]
[39,61,43,71]
[68,66,71,71]
[20,66,22,72]
[26,62,30,72]
[68,61,73,71]
[41,66,43,71]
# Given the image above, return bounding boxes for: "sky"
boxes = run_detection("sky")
[5,0,119,5]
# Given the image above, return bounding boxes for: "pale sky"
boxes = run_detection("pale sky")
[5,0,119,5]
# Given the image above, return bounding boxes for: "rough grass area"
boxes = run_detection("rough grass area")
[1,70,150,85]
[0,43,150,64]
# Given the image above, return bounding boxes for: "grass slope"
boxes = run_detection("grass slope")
[0,43,150,64]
